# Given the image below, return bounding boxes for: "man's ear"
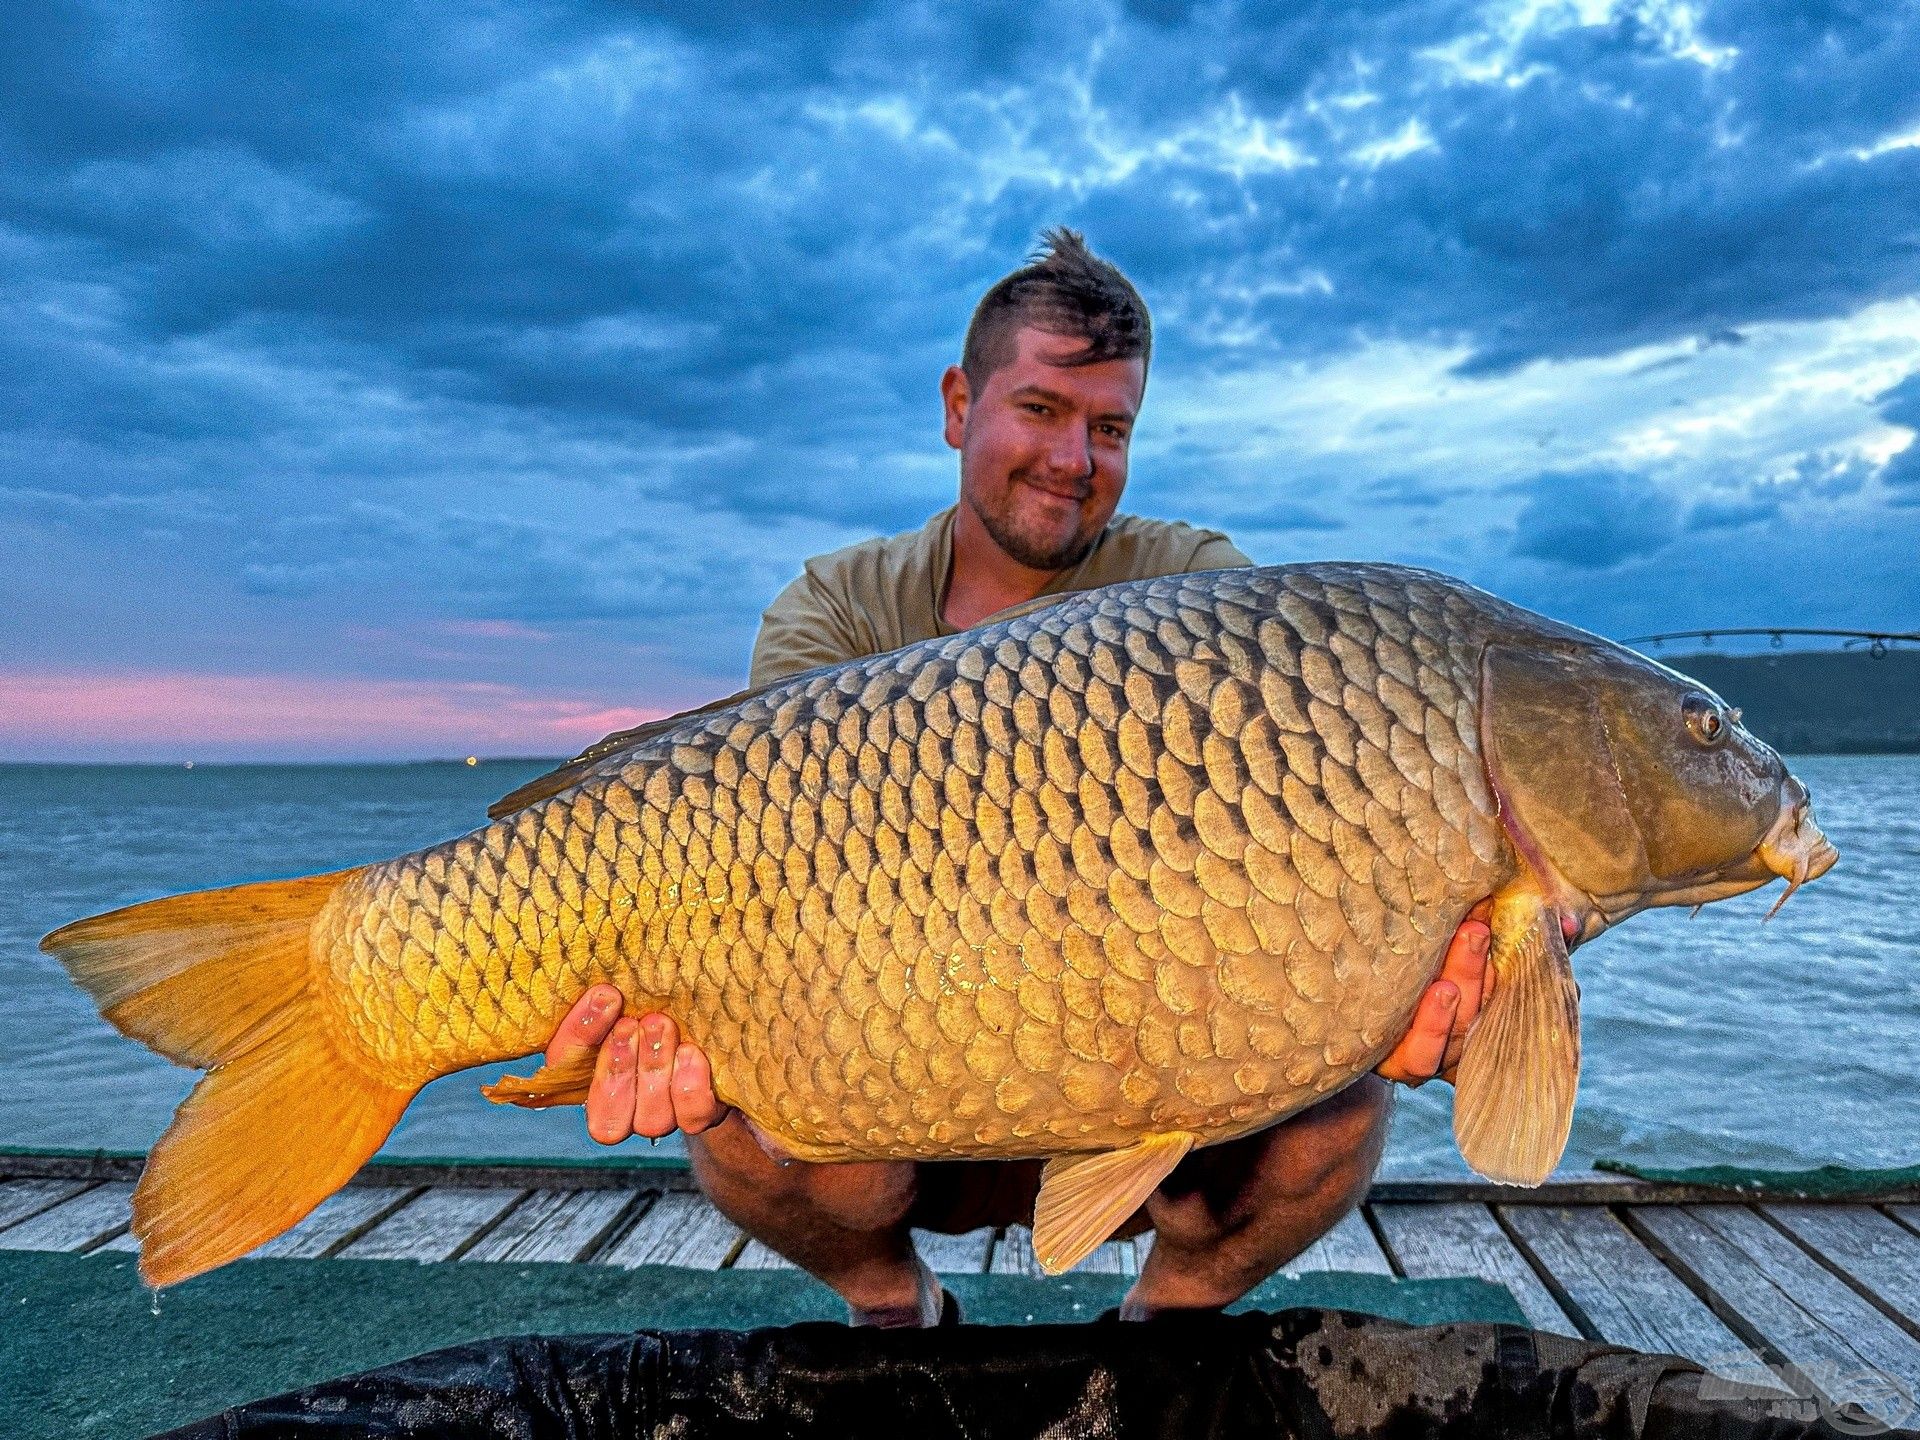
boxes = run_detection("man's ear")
[940,365,969,451]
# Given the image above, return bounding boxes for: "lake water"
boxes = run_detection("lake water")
[3,757,1914,1177]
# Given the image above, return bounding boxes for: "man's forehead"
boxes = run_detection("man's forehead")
[995,327,1145,407]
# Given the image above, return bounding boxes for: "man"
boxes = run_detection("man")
[531,230,1495,1326]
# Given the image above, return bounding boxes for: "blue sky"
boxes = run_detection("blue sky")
[3,0,1916,759]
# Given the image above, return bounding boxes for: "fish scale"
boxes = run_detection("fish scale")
[317,564,1508,1161]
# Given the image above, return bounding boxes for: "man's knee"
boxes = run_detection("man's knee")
[687,1119,918,1233]
[1275,1076,1394,1206]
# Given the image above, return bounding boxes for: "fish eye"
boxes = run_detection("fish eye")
[1682,695,1727,747]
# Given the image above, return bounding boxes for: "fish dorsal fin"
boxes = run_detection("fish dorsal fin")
[486,662,843,820]
[1031,1132,1194,1275]
[1452,885,1581,1186]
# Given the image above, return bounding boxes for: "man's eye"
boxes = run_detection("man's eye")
[1024,403,1050,416]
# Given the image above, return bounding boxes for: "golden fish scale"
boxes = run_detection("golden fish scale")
[317,566,1511,1160]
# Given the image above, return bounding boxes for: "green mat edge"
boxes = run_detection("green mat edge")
[0,1250,1523,1440]
[1594,1157,1920,1196]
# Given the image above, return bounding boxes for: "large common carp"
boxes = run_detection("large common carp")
[45,563,1836,1287]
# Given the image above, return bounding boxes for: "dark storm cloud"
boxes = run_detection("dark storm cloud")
[1511,468,1682,570]
[1874,371,1920,501]
[2,0,1918,738]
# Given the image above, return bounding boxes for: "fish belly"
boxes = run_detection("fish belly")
[321,566,1511,1159]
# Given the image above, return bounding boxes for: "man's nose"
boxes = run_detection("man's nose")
[1043,427,1094,480]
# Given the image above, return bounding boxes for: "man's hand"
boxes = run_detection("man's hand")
[543,984,731,1145]
[1373,899,1496,1087]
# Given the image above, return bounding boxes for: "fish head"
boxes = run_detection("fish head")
[1479,637,1837,943]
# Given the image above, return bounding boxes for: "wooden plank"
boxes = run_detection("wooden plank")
[1074,1238,1148,1276]
[1766,1205,1920,1333]
[336,1186,523,1262]
[913,1226,997,1275]
[462,1189,635,1264]
[0,1179,90,1233]
[1632,1205,1920,1404]
[1500,1205,1764,1376]
[597,1193,742,1269]
[0,1182,133,1252]
[730,1239,794,1270]
[233,1187,418,1260]
[1281,1207,1392,1276]
[1887,1205,1920,1238]
[1372,1201,1576,1335]
[989,1225,1036,1276]
[986,1226,1147,1278]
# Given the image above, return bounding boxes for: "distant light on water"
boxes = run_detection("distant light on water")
[465,756,479,766]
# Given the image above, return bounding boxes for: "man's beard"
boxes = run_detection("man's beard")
[967,479,1103,572]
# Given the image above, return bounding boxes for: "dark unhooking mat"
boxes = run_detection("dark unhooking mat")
[0,1250,1518,1439]
[155,1309,1909,1440]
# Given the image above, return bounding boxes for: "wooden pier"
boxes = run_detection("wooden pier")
[5,1153,1918,1411]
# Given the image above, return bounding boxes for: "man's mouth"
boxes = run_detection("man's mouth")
[1015,473,1092,504]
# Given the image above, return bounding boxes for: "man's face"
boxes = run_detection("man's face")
[942,326,1145,572]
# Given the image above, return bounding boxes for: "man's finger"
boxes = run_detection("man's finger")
[632,1013,680,1140]
[544,983,624,1068]
[1374,980,1458,1086]
[1438,917,1493,1032]
[670,1042,730,1135]
[584,1017,639,1146]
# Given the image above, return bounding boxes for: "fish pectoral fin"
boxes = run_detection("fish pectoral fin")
[481,1051,596,1109]
[1031,1132,1195,1276]
[1452,888,1581,1187]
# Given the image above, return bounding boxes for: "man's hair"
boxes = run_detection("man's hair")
[960,227,1152,391]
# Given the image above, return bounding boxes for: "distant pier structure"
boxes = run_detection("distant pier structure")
[1622,629,1919,754]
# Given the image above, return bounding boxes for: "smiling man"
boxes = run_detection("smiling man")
[537,230,1494,1327]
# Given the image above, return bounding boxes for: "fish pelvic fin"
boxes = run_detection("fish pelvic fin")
[1451,886,1581,1187]
[41,868,415,1288]
[481,1051,596,1108]
[1031,1132,1195,1275]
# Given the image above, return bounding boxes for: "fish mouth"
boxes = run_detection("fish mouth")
[1752,776,1838,920]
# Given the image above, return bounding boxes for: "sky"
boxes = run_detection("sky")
[2,0,1916,761]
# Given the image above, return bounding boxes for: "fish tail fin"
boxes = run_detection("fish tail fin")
[41,869,415,1288]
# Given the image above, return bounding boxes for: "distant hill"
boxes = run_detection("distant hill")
[1651,649,1919,754]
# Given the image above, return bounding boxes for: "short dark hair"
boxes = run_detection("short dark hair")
[960,227,1152,391]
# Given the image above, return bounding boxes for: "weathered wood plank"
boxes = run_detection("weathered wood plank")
[1765,1205,1920,1334]
[335,1186,523,1262]
[461,1189,637,1264]
[1887,1205,1920,1239]
[0,1182,133,1252]
[598,1193,742,1269]
[1074,1238,1148,1276]
[987,1225,1147,1278]
[237,1187,418,1260]
[914,1226,997,1275]
[1632,1205,1920,1403]
[0,1179,91,1234]
[1372,1201,1577,1335]
[1281,1207,1392,1276]
[1500,1205,1763,1376]
[730,1239,794,1270]
[989,1225,1035,1276]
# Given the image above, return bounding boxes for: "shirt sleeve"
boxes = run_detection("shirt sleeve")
[748,567,865,688]
[1190,534,1253,570]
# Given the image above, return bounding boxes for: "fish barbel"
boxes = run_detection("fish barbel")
[44,563,1836,1286]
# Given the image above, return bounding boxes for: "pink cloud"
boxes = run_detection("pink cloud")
[0,668,674,761]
